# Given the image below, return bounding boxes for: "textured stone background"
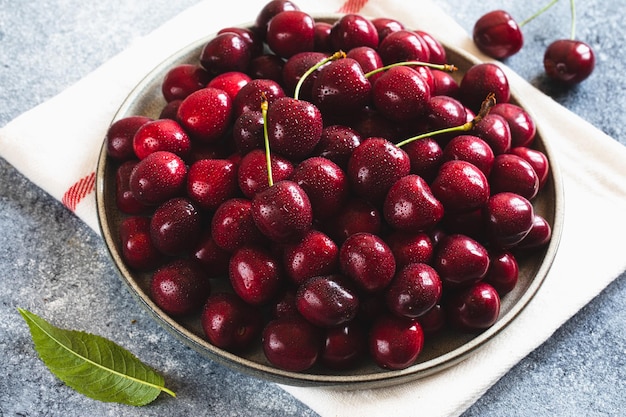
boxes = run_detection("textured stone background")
[1,0,624,415]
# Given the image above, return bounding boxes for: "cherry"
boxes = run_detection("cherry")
[266,96,323,160]
[442,134,495,177]
[132,118,191,160]
[313,21,333,52]
[458,63,510,113]
[385,263,442,319]
[206,71,252,101]
[329,14,379,51]
[201,292,263,351]
[177,87,233,144]
[232,78,285,117]
[490,102,536,148]
[296,274,359,328]
[431,160,490,214]
[434,234,490,288]
[281,51,328,99]
[383,174,444,233]
[218,27,264,58]
[282,229,339,285]
[129,150,187,206]
[159,99,181,120]
[161,64,211,102]
[321,322,367,370]
[248,53,285,83]
[186,158,238,211]
[190,229,230,278]
[473,10,524,59]
[251,180,313,243]
[346,47,383,83]
[237,148,294,199]
[426,95,467,135]
[232,110,264,155]
[150,259,210,316]
[369,314,423,370]
[371,17,404,42]
[489,153,540,200]
[200,32,252,75]
[254,0,301,40]
[544,39,595,84]
[385,231,434,269]
[266,10,315,59]
[115,160,150,214]
[322,198,382,244]
[471,113,512,155]
[484,250,519,296]
[371,65,431,123]
[402,137,443,183]
[417,304,446,334]
[347,137,411,204]
[262,316,321,372]
[415,30,447,64]
[431,69,459,97]
[510,146,549,190]
[516,214,552,250]
[211,197,266,252]
[445,282,501,332]
[106,116,153,161]
[313,124,362,169]
[377,30,430,65]
[339,232,396,293]
[229,245,283,306]
[483,192,534,248]
[150,197,202,256]
[311,57,372,117]
[119,216,162,271]
[271,288,299,319]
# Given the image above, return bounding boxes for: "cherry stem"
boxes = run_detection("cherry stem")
[364,61,457,78]
[395,93,496,148]
[569,0,577,39]
[260,94,273,187]
[519,0,560,27]
[293,50,346,100]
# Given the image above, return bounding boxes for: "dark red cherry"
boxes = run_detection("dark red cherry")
[267,96,323,160]
[446,282,501,332]
[262,316,321,372]
[190,229,230,278]
[132,118,191,160]
[473,10,524,59]
[266,10,315,59]
[371,17,404,42]
[199,32,252,75]
[176,87,233,144]
[459,63,510,113]
[489,153,540,200]
[442,134,495,177]
[229,245,283,306]
[346,46,383,83]
[150,259,210,316]
[115,160,150,214]
[106,116,153,161]
[206,71,252,101]
[386,263,442,319]
[150,197,202,256]
[119,216,162,271]
[248,53,285,83]
[516,214,552,250]
[237,148,294,199]
[510,146,549,190]
[369,314,423,370]
[313,124,362,169]
[417,304,446,334]
[385,231,434,269]
[431,69,459,97]
[484,250,519,296]
[161,64,211,102]
[322,198,382,244]
[254,0,300,38]
[129,151,187,206]
[232,110,264,155]
[403,137,444,183]
[329,13,379,51]
[434,234,490,288]
[483,192,534,248]
[211,197,265,252]
[311,58,372,117]
[415,30,447,64]
[431,160,490,213]
[314,21,333,52]
[490,102,536,148]
[296,275,359,328]
[377,29,430,65]
[383,174,444,233]
[282,229,339,285]
[218,27,264,58]
[321,322,367,370]
[233,78,285,117]
[372,65,431,123]
[339,232,396,293]
[186,158,238,211]
[282,51,328,99]
[544,39,595,84]
[472,113,512,155]
[201,292,263,351]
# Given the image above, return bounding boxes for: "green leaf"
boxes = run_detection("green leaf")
[18,307,176,406]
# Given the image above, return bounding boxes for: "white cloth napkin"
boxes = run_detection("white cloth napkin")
[2,1,625,416]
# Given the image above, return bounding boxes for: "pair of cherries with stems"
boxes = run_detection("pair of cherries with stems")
[473,0,595,84]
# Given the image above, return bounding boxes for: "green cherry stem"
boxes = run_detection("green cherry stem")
[395,93,496,148]
[569,0,577,39]
[364,61,457,79]
[293,50,346,100]
[260,94,273,188]
[519,0,560,27]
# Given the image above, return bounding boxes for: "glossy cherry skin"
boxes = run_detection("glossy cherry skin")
[372,65,431,122]
[229,245,283,306]
[484,250,519,296]
[132,118,191,160]
[417,304,446,334]
[322,198,382,244]
[311,58,372,117]
[339,232,396,293]
[177,87,233,144]
[346,47,383,83]
[267,96,323,160]
[489,153,540,200]
[251,180,313,243]
[190,229,230,278]
[459,63,510,113]
[434,234,490,288]
[266,10,315,59]
[321,322,367,370]
[281,51,328,99]
[446,282,501,332]
[483,192,534,248]
[383,174,444,233]
[115,160,150,214]
[402,137,444,183]
[211,198,266,252]
[254,0,300,37]
[508,146,548,189]
[119,216,162,271]
[369,314,424,370]
[371,17,404,41]
[490,102,536,148]
[161,64,211,102]
[296,275,359,328]
[150,197,202,256]
[262,316,321,372]
[377,29,429,65]
[106,116,153,161]
[544,39,595,84]
[313,124,362,169]
[150,259,210,316]
[200,32,252,75]
[201,292,263,352]
[233,78,285,117]
[329,13,379,51]
[237,148,294,199]
[129,151,187,206]
[385,231,434,269]
[431,69,459,97]
[416,30,447,64]
[516,214,552,250]
[186,158,238,211]
[431,160,490,214]
[282,229,339,285]
[442,134,495,177]
[347,137,411,204]
[207,71,252,101]
[248,53,285,83]
[233,110,264,155]
[386,263,442,319]
[314,21,333,52]
[473,10,523,59]
[472,113,512,155]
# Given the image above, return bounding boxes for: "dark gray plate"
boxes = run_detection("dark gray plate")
[95,16,564,389]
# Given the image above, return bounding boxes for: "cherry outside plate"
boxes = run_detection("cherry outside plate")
[95,15,564,389]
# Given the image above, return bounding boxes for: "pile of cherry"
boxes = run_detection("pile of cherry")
[105,0,552,373]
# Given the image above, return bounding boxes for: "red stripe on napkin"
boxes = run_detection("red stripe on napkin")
[337,0,368,13]
[61,171,96,211]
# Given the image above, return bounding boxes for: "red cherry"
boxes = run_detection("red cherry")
[446,282,501,332]
[199,32,251,75]
[385,263,442,319]
[369,314,424,370]
[282,229,339,285]
[132,118,191,160]
[372,65,431,123]
[329,13,379,51]
[262,316,321,372]
[266,10,315,59]
[161,63,211,102]
[211,197,266,252]
[119,216,162,271]
[339,232,396,293]
[473,10,524,59]
[544,39,595,84]
[186,158,238,211]
[489,153,540,200]
[431,160,490,214]
[150,259,210,316]
[206,71,252,101]
[150,197,202,256]
[383,174,444,233]
[459,63,510,113]
[434,234,490,288]
[177,87,233,144]
[484,250,519,296]
[296,275,359,328]
[321,322,367,370]
[483,192,535,248]
[106,116,153,161]
[385,231,434,269]
[129,151,187,206]
[115,160,150,214]
[229,245,283,306]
